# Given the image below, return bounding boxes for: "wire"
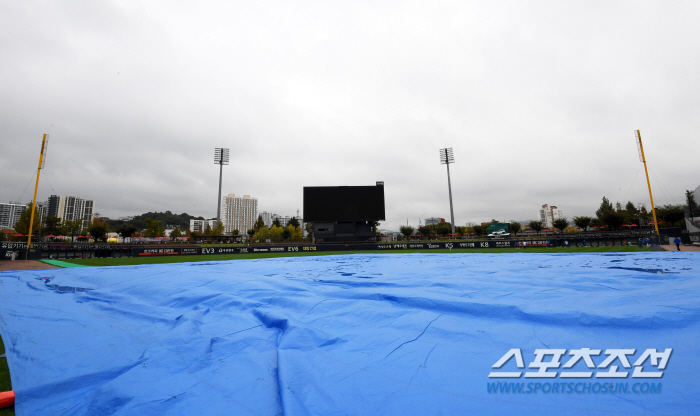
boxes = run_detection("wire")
[651,171,680,206]
[43,173,57,194]
[16,172,36,203]
[621,165,643,204]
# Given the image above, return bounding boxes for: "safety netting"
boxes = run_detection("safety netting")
[1,252,699,415]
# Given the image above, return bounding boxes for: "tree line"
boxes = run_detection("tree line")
[3,205,201,243]
[4,192,695,243]
[248,216,307,242]
[394,191,696,240]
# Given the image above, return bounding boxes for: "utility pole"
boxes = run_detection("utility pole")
[687,190,696,223]
[214,148,229,224]
[27,134,49,259]
[439,147,456,235]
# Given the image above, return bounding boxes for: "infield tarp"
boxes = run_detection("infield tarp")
[0,253,699,415]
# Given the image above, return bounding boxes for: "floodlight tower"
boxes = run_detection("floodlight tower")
[214,148,229,223]
[439,147,456,235]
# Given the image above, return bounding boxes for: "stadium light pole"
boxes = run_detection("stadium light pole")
[439,147,456,235]
[214,148,229,223]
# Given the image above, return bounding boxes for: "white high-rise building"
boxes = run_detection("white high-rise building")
[45,195,95,228]
[259,211,277,228]
[222,194,258,235]
[538,204,563,228]
[189,219,218,233]
[0,202,27,230]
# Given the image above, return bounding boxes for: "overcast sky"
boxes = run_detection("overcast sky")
[2,1,699,230]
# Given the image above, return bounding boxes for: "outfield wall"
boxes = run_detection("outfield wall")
[0,231,661,260]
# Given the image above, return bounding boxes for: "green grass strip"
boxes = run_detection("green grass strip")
[40,260,89,268]
[56,246,652,267]
[0,335,14,416]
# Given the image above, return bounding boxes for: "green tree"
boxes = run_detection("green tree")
[270,225,283,242]
[417,225,432,239]
[212,221,225,236]
[247,228,255,241]
[104,211,205,233]
[64,219,83,241]
[145,218,166,238]
[640,205,650,220]
[596,197,615,222]
[553,217,569,233]
[509,222,521,236]
[253,215,265,232]
[687,190,697,220]
[399,225,415,239]
[435,222,452,237]
[204,223,213,236]
[256,227,270,242]
[624,201,640,222]
[42,216,63,236]
[573,216,592,232]
[118,224,139,240]
[0,231,5,242]
[601,211,625,230]
[272,217,282,228]
[14,203,41,236]
[529,221,544,234]
[289,217,300,228]
[290,226,303,241]
[472,225,483,237]
[170,227,183,240]
[655,204,686,228]
[88,218,109,242]
[282,227,291,241]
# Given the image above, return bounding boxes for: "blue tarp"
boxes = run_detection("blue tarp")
[0,253,699,415]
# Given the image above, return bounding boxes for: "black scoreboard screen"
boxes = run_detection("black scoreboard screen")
[303,184,385,222]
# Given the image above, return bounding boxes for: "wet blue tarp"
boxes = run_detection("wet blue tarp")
[0,253,699,415]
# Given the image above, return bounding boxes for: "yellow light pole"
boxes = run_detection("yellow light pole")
[26,134,49,259]
[635,130,660,238]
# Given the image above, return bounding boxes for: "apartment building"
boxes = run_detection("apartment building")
[538,204,563,228]
[0,202,26,229]
[221,194,258,235]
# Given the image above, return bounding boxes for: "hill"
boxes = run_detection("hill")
[105,211,205,231]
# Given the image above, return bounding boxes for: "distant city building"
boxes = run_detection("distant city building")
[259,211,277,228]
[259,210,305,236]
[189,219,218,233]
[0,202,27,229]
[36,201,48,224]
[425,217,446,226]
[380,229,399,241]
[538,204,562,228]
[276,216,292,227]
[222,194,258,235]
[45,195,95,228]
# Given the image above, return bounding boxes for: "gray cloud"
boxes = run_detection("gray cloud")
[2,1,698,230]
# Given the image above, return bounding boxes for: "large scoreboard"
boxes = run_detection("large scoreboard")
[303,183,385,222]
[303,183,385,242]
